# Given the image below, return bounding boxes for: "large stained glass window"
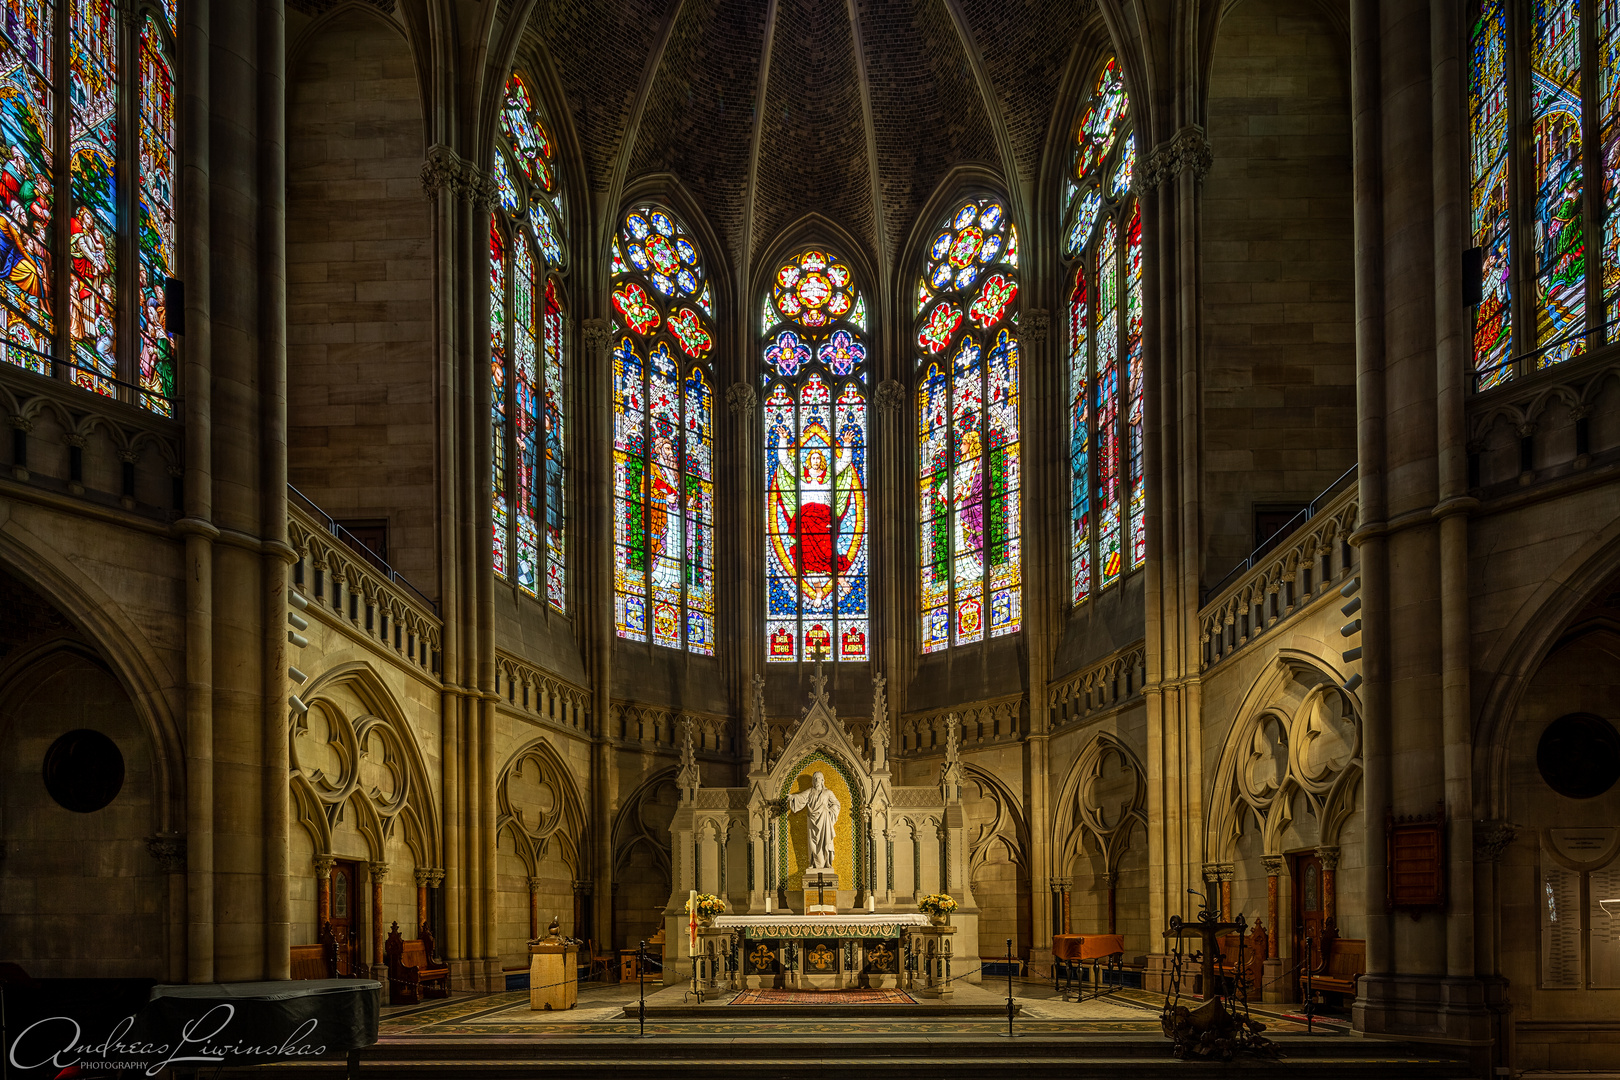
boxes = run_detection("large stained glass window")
[0,0,176,414]
[491,71,568,610]
[915,198,1021,652]
[612,205,715,655]
[1062,58,1144,604]
[764,248,869,663]
[1469,0,1620,389]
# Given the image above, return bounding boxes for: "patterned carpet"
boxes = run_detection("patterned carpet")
[730,989,915,1005]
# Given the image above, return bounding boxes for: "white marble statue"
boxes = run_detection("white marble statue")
[787,771,841,869]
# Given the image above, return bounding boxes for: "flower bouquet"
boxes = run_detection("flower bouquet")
[686,893,726,926]
[918,893,957,925]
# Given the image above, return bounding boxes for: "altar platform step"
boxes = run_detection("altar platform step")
[624,982,1013,1017]
[230,1034,1473,1080]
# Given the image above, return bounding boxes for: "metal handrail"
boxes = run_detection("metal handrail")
[288,483,438,614]
[1472,318,1616,391]
[1202,463,1358,605]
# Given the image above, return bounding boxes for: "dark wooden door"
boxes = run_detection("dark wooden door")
[1293,852,1325,971]
[330,859,359,976]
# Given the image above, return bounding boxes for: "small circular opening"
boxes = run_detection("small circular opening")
[42,728,125,813]
[1537,713,1620,800]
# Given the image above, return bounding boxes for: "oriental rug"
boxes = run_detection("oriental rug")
[730,989,915,1005]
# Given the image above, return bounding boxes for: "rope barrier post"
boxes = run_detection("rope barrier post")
[637,939,647,1038]
[1304,935,1313,1034]
[1002,938,1015,1039]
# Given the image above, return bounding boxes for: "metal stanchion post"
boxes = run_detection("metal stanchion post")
[638,939,647,1038]
[1002,938,1016,1039]
[1304,936,1313,1034]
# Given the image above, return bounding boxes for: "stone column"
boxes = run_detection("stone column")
[1262,856,1284,950]
[573,880,592,943]
[1261,855,1289,1003]
[528,877,544,941]
[581,319,617,969]
[315,855,336,930]
[1317,847,1339,924]
[369,863,389,966]
[1211,864,1235,922]
[1021,311,1055,955]
[414,867,435,935]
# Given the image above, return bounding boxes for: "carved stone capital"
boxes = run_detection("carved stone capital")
[9,414,32,432]
[527,876,545,895]
[573,879,593,896]
[875,379,905,414]
[1024,309,1050,345]
[465,170,499,212]
[63,432,87,449]
[1316,846,1340,871]
[1204,862,1235,882]
[420,145,465,201]
[1517,421,1538,439]
[726,383,757,416]
[368,861,390,883]
[1139,126,1214,190]
[581,318,612,356]
[146,832,186,873]
[1474,820,1520,863]
[1261,855,1287,877]
[313,854,337,875]
[428,869,445,888]
[413,867,437,888]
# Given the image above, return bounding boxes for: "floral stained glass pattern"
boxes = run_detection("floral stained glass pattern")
[491,69,567,610]
[765,249,868,663]
[1065,54,1141,603]
[915,198,1021,652]
[614,205,714,655]
[136,16,175,414]
[68,0,117,398]
[1532,0,1585,369]
[1471,0,1512,383]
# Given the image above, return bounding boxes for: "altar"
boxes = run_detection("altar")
[659,664,981,986]
[711,914,929,990]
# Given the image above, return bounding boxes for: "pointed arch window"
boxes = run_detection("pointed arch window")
[1062,58,1144,605]
[914,197,1021,652]
[490,70,568,610]
[1466,0,1619,389]
[611,205,715,655]
[0,0,180,415]
[763,248,870,663]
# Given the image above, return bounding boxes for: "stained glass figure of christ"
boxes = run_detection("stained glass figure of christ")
[764,249,869,663]
[612,205,715,655]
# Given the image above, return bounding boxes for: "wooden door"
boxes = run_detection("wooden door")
[330,860,359,976]
[1292,852,1325,971]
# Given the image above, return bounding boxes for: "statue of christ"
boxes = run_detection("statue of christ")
[787,771,841,869]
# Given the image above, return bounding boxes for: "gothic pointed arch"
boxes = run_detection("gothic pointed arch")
[496,736,590,878]
[1053,731,1148,879]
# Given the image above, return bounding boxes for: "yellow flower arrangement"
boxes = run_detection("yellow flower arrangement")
[685,893,726,917]
[917,893,957,916]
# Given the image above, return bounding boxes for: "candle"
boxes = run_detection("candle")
[868,895,875,913]
[765,895,773,913]
[688,889,698,956]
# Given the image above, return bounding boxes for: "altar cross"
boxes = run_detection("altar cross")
[809,871,833,908]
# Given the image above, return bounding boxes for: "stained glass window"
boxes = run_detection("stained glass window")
[915,198,1021,653]
[613,204,714,655]
[1470,0,1620,388]
[1062,57,1143,603]
[491,70,567,611]
[0,1,174,413]
[764,249,868,663]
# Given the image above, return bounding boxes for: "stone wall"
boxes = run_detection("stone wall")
[1200,0,1356,586]
[286,9,437,590]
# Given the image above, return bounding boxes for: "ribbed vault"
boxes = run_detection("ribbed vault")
[528,0,1100,280]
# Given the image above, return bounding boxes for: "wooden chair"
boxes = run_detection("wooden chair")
[384,921,451,1004]
[577,939,614,984]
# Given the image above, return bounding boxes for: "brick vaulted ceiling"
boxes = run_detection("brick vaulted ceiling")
[532,0,1096,280]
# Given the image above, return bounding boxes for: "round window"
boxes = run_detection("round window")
[1537,713,1620,800]
[42,728,125,813]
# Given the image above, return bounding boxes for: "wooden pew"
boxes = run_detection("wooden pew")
[1216,919,1267,997]
[290,944,331,980]
[1301,919,1365,1003]
[384,921,451,1004]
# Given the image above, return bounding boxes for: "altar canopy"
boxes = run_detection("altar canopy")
[661,666,981,983]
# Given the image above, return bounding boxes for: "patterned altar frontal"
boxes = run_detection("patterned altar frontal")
[734,921,909,940]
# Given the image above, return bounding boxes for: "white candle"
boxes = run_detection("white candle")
[688,889,698,956]
[868,895,875,913]
[765,894,773,913]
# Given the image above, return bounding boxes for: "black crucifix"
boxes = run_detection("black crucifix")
[1164,908,1247,1000]
[809,871,834,909]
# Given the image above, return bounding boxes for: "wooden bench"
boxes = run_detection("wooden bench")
[384,921,450,1004]
[1301,920,1364,1003]
[1217,920,1267,996]
[291,921,340,980]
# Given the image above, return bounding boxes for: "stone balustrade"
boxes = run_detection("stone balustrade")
[495,652,590,735]
[1046,641,1146,729]
[1198,484,1359,671]
[289,502,442,675]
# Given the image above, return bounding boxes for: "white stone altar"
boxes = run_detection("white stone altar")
[661,666,980,985]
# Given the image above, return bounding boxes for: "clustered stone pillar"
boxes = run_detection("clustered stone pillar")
[413,867,436,936]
